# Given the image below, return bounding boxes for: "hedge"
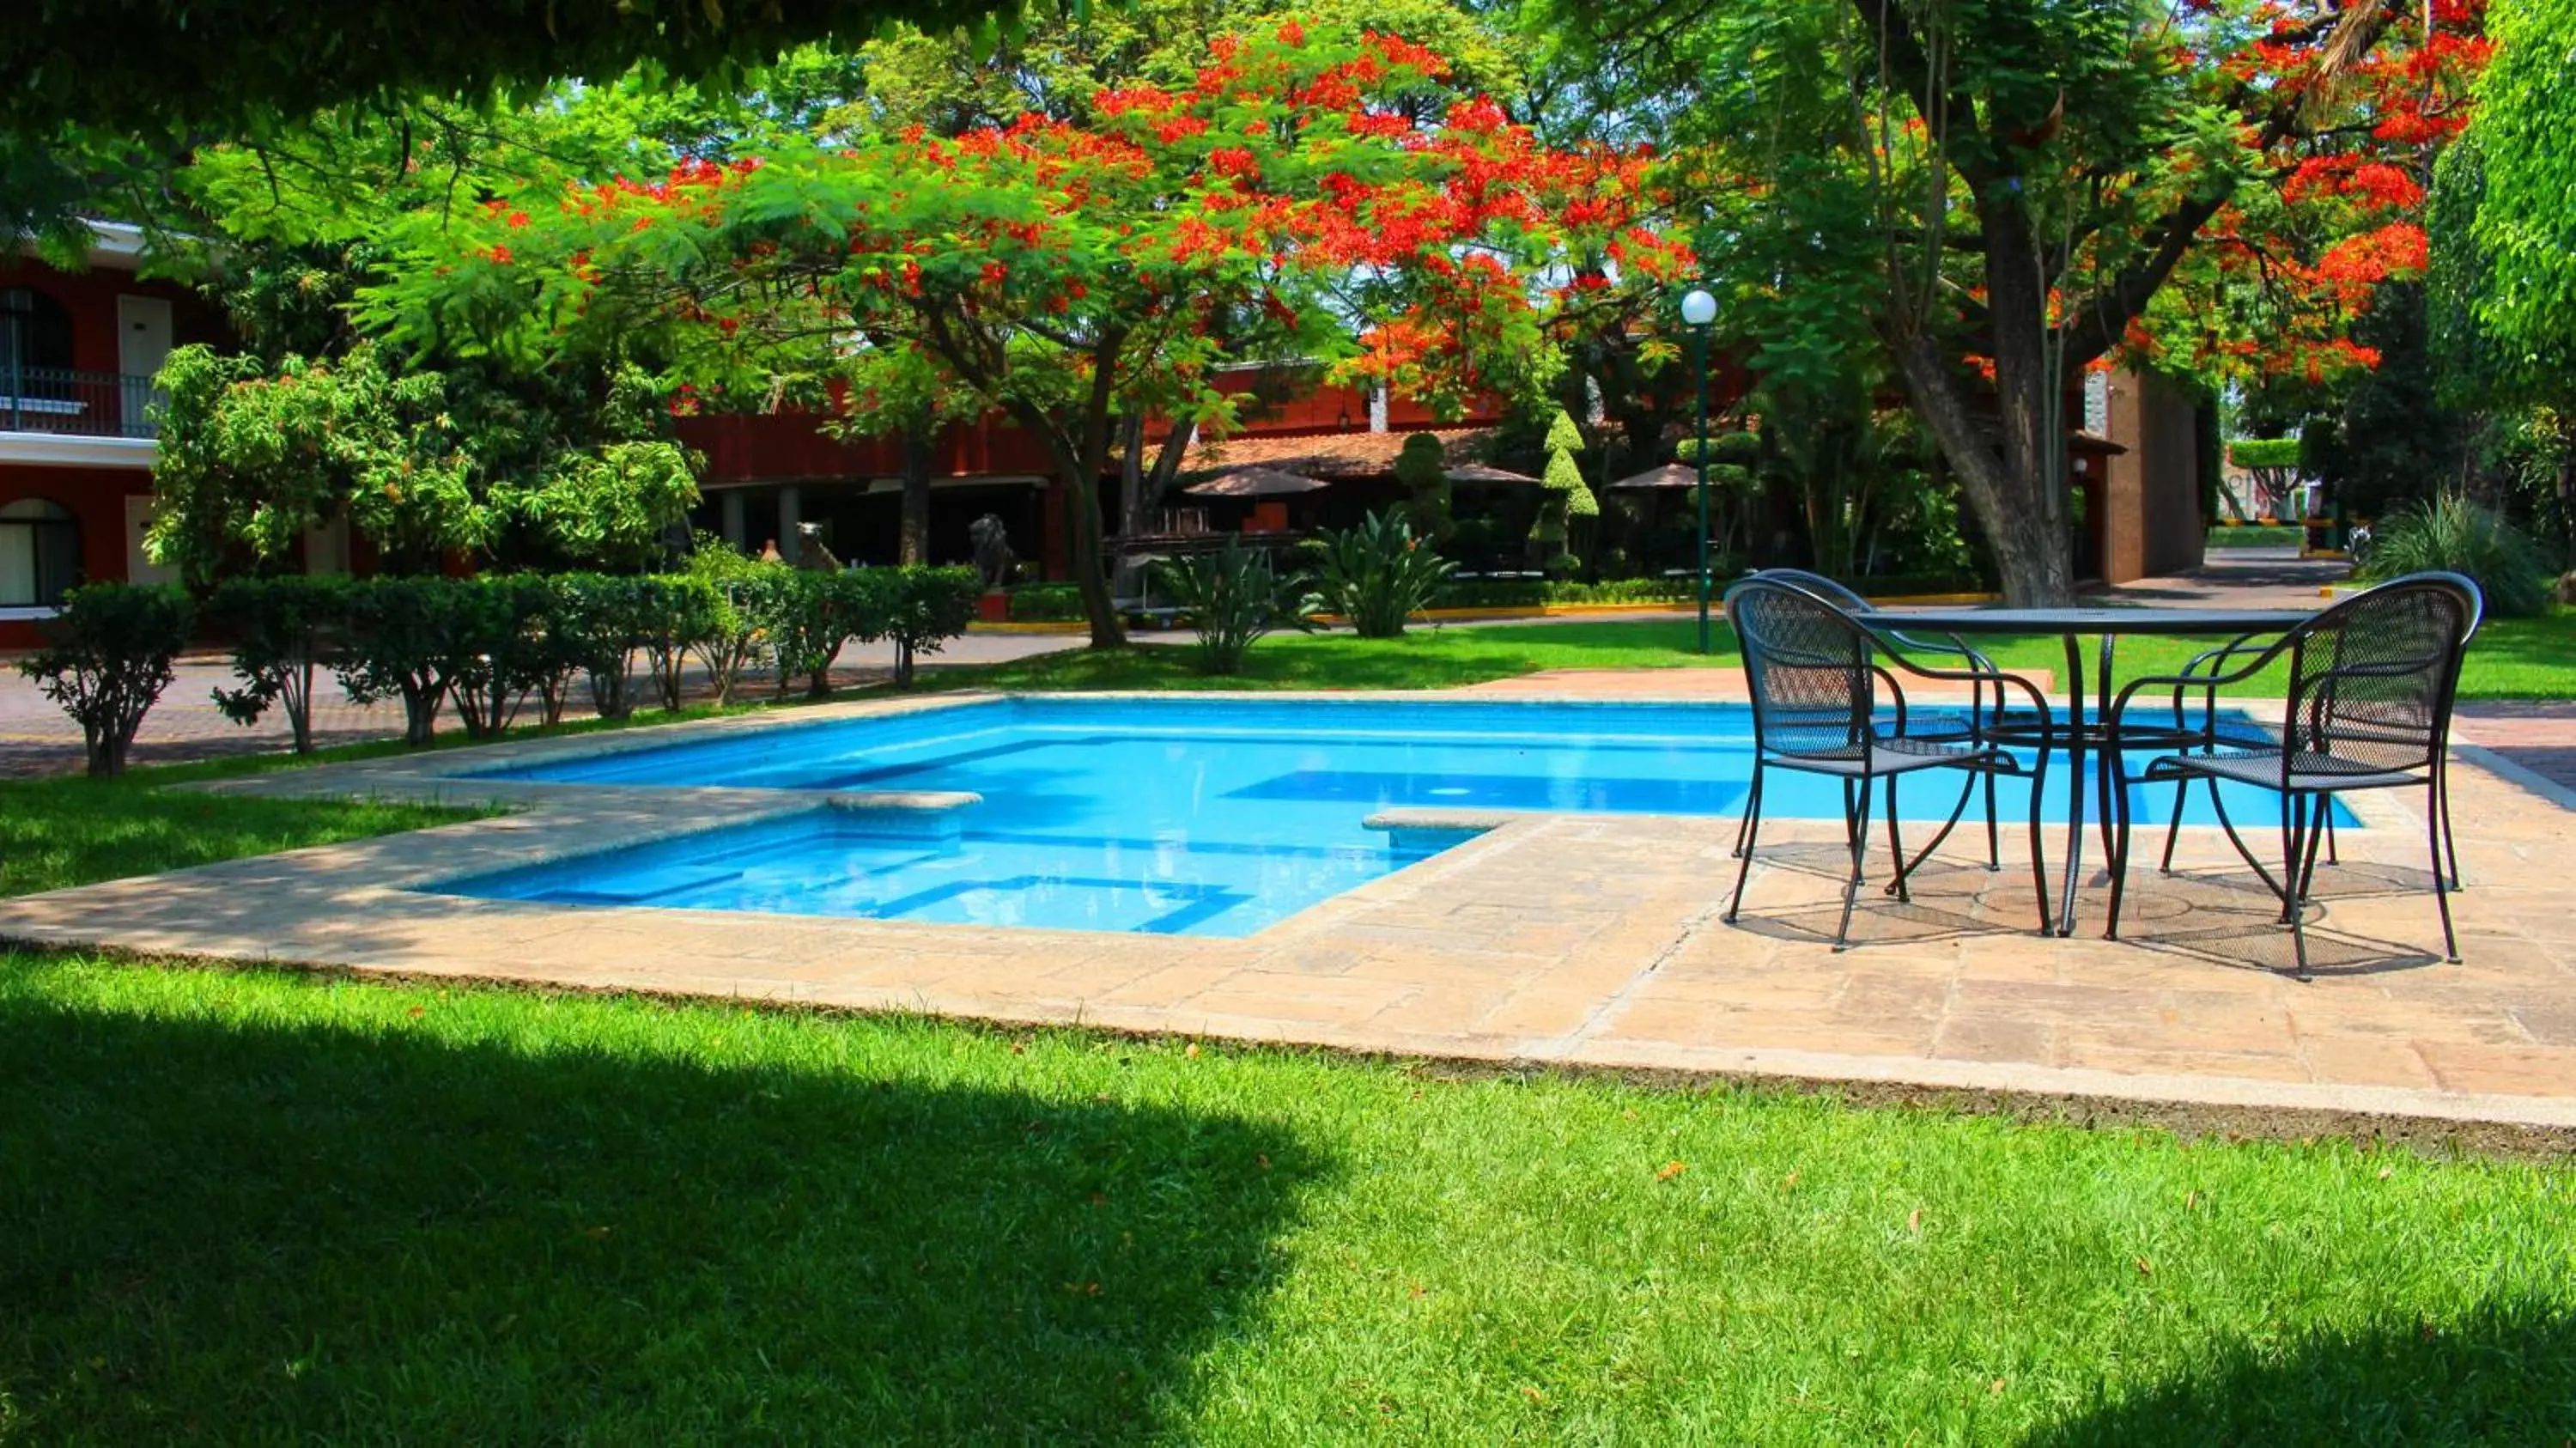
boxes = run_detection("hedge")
[25,564,982,757]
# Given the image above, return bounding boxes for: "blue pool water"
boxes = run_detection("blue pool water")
[432,697,2338,937]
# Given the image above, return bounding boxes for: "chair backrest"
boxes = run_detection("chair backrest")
[1750,568,1869,613]
[1724,576,1876,757]
[2284,571,2480,773]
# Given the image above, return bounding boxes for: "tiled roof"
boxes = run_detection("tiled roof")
[1180,425,1498,478]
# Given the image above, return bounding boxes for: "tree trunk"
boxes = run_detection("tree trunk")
[1884,325,2075,608]
[899,424,933,565]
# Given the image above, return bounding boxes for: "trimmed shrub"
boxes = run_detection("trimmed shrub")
[637,574,720,713]
[1314,511,1455,638]
[1393,433,1453,545]
[207,574,351,754]
[337,577,456,747]
[1004,582,1084,623]
[438,576,553,739]
[753,569,868,700]
[18,582,197,778]
[868,566,981,685]
[550,573,653,721]
[2360,492,2552,617]
[1158,542,1316,675]
[679,544,775,707]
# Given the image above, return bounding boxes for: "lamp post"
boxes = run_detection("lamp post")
[1680,287,1718,654]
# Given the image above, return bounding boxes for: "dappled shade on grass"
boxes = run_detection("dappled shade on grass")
[0,965,1310,1441]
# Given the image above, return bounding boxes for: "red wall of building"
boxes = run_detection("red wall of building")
[0,462,155,648]
[0,261,223,377]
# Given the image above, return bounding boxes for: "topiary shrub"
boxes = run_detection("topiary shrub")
[207,574,351,754]
[2360,492,2552,617]
[1392,433,1453,545]
[18,582,197,777]
[549,573,654,721]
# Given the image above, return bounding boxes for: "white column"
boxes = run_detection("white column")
[776,485,802,563]
[720,490,746,549]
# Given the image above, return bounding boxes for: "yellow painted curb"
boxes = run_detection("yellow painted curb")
[980,590,2002,631]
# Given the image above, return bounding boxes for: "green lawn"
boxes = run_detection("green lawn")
[2,952,2569,1443]
[2208,524,2308,549]
[955,611,2576,702]
[0,770,476,899]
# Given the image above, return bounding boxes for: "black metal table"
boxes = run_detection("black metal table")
[1849,605,2312,936]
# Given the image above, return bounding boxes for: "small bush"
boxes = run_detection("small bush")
[680,542,775,707]
[440,576,552,740]
[868,566,981,685]
[1157,542,1316,675]
[2360,493,2551,618]
[549,573,654,721]
[1314,511,1455,638]
[18,583,197,777]
[1004,583,1084,623]
[336,577,455,747]
[636,574,720,712]
[207,575,351,754]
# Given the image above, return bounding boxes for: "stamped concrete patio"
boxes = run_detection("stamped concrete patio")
[3,684,2573,1132]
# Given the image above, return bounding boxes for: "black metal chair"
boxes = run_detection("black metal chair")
[1735,569,2006,870]
[2144,581,2482,889]
[2104,572,2482,977]
[1722,575,2056,951]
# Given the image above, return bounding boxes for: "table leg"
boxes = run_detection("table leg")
[2058,632,2086,938]
[2095,633,2119,876]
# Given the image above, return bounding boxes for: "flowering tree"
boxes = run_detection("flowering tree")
[1547,0,2487,604]
[368,23,1686,646]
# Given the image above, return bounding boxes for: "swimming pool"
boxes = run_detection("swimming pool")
[431,697,2327,937]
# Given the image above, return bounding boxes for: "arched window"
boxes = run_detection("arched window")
[0,498,82,607]
[1,288,76,374]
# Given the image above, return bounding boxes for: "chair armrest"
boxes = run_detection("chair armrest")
[2107,630,2302,734]
[1874,649,2056,737]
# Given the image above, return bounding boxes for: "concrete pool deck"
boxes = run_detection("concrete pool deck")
[3,685,2574,1133]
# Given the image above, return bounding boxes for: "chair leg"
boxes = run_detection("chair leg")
[2107,758,2135,940]
[1984,769,2001,872]
[1833,775,1874,952]
[1885,775,1911,903]
[2157,776,2191,875]
[2324,811,2339,867]
[2284,791,2312,982]
[2429,782,2460,963]
[1725,760,1766,924]
[2025,745,2052,934]
[2298,797,2330,903]
[2437,756,2464,891]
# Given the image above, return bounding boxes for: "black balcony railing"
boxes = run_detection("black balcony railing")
[0,364,161,438]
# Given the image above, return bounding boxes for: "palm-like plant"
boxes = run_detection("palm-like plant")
[1314,510,1455,638]
[1158,540,1318,675]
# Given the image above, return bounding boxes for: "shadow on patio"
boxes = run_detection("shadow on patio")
[1726,839,2449,976]
[0,981,1319,1441]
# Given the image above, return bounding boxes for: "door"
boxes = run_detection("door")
[115,295,174,436]
[125,494,178,585]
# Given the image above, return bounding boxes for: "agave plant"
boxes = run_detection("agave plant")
[1157,539,1318,675]
[2360,492,2550,617]
[1313,511,1455,638]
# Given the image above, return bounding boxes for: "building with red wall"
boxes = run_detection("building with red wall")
[1,223,227,647]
